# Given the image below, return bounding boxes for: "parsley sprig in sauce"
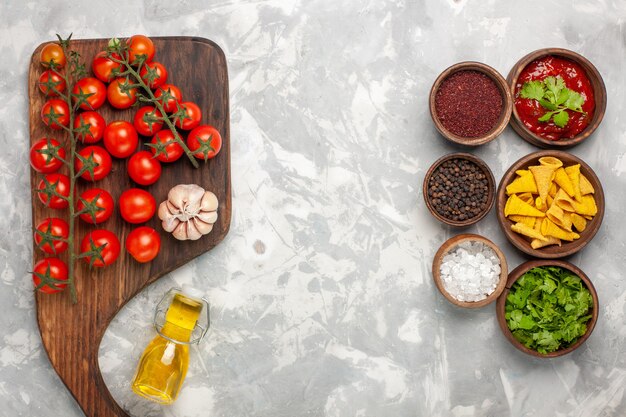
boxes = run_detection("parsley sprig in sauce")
[519,76,586,128]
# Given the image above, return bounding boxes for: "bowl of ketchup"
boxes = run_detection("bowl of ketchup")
[508,48,606,148]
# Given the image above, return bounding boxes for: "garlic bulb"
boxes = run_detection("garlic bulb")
[158,184,219,240]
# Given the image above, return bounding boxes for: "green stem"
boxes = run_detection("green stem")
[57,47,78,304]
[114,55,199,168]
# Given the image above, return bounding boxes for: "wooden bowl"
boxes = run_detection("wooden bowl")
[423,153,495,227]
[429,61,513,146]
[507,48,607,148]
[496,259,599,357]
[432,234,508,308]
[496,150,604,258]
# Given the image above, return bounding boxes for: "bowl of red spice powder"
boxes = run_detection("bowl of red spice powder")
[507,48,606,149]
[430,62,513,146]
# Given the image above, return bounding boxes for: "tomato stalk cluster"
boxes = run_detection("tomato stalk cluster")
[105,41,200,169]
[37,35,108,303]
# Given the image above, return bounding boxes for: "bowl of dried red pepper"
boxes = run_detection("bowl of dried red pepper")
[507,48,606,149]
[429,61,513,146]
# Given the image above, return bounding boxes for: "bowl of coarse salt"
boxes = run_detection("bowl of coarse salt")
[432,234,508,308]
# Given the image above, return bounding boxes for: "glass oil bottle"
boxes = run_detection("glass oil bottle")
[131,285,210,404]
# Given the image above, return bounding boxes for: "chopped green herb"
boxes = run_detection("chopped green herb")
[504,266,593,354]
[519,76,586,128]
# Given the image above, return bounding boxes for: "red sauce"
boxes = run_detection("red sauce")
[515,56,595,140]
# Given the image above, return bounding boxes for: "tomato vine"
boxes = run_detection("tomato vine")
[106,38,200,168]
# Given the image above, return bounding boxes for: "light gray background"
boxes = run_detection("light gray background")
[1,1,625,416]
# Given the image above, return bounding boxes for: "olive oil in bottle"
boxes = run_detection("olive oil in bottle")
[131,285,205,404]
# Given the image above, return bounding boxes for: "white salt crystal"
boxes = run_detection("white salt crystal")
[439,241,501,302]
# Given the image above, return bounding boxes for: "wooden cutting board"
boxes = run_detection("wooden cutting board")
[28,37,230,417]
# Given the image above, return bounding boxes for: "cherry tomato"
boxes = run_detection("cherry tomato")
[32,258,68,293]
[139,61,168,89]
[72,77,106,110]
[37,173,70,209]
[154,84,182,113]
[41,99,69,130]
[30,138,66,173]
[187,125,222,161]
[75,146,112,181]
[127,151,161,185]
[126,226,160,263]
[119,188,156,224]
[103,121,139,158]
[77,188,115,224]
[173,101,202,131]
[107,77,138,109]
[34,218,69,255]
[127,35,155,65]
[150,130,183,163]
[92,51,122,83]
[74,111,106,144]
[80,229,121,268]
[133,106,163,136]
[40,43,66,69]
[38,70,66,97]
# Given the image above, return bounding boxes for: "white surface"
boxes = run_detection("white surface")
[1,1,625,416]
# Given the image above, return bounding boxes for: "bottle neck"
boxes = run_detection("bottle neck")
[161,321,194,343]
[159,293,203,343]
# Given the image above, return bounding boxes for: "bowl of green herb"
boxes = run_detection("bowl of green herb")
[496,259,598,357]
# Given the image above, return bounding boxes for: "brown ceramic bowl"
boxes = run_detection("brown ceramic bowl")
[429,61,513,146]
[423,153,495,227]
[496,259,599,357]
[432,233,508,308]
[507,48,607,148]
[496,150,604,258]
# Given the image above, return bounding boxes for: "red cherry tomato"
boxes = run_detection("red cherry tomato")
[187,125,223,161]
[173,101,202,131]
[34,218,69,255]
[75,146,112,181]
[126,226,161,263]
[154,84,182,113]
[127,151,161,185]
[92,51,122,83]
[37,173,70,209]
[41,99,70,130]
[127,35,155,65]
[133,106,164,136]
[74,111,106,144]
[119,188,156,224]
[150,130,183,163]
[38,70,66,97]
[77,188,115,224]
[107,77,138,109]
[139,61,168,89]
[103,121,139,158]
[30,138,66,173]
[72,77,106,110]
[32,258,68,293]
[40,43,66,69]
[80,229,121,268]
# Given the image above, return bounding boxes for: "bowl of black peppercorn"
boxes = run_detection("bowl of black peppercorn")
[423,153,495,227]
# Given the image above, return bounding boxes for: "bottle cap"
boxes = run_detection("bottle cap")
[180,284,204,301]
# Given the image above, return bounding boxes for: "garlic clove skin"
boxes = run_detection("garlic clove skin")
[196,210,218,224]
[186,219,203,240]
[200,191,219,212]
[165,201,178,215]
[172,221,188,240]
[193,217,214,235]
[168,184,204,211]
[162,217,180,233]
